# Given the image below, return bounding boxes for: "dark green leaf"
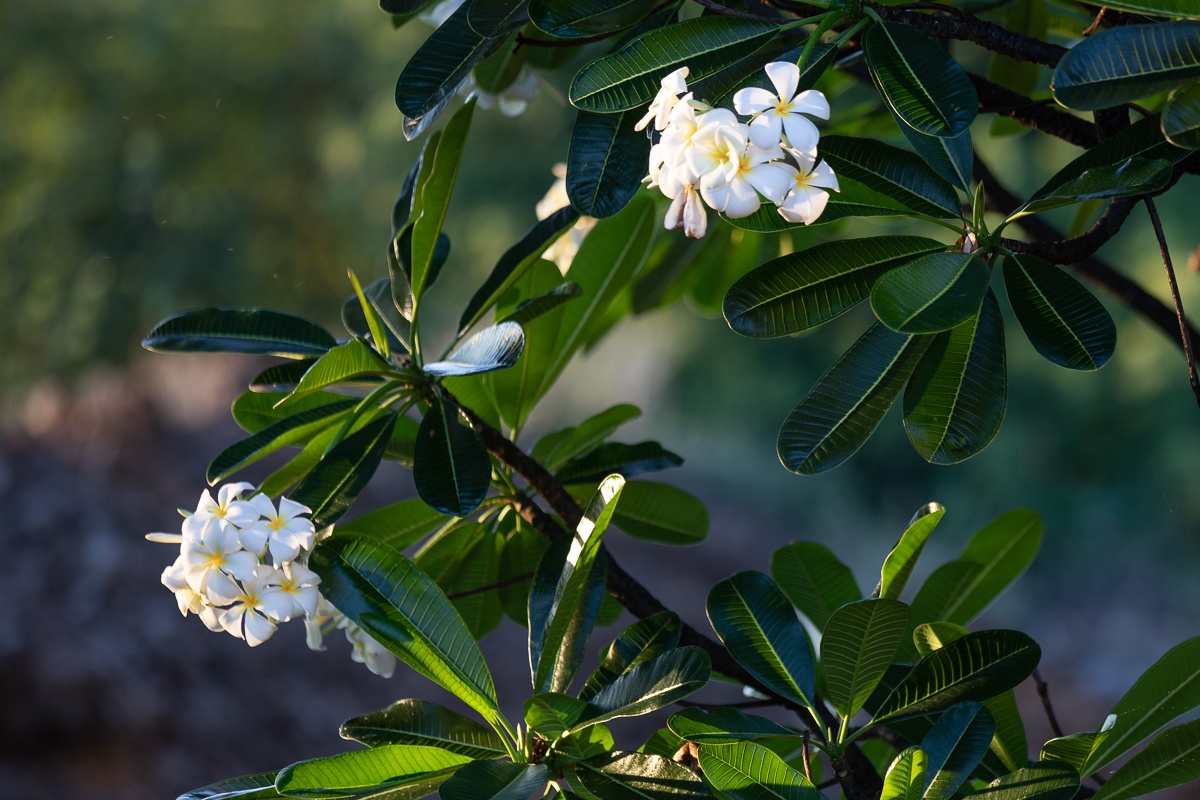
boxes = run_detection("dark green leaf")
[985,690,1031,774]
[207,399,356,484]
[142,308,337,358]
[819,136,962,218]
[248,361,317,393]
[530,0,657,38]
[1051,22,1200,110]
[1020,157,1172,215]
[581,611,682,702]
[410,99,475,302]
[778,324,931,475]
[698,740,824,800]
[880,747,926,800]
[570,16,779,112]
[567,108,652,218]
[872,251,989,335]
[707,571,816,709]
[393,227,452,304]
[865,21,978,137]
[902,290,1007,464]
[416,523,505,638]
[1082,0,1200,17]
[333,498,447,549]
[524,692,587,738]
[275,745,471,799]
[1003,252,1116,370]
[893,112,973,193]
[574,647,711,730]
[723,236,945,338]
[256,410,392,499]
[177,772,280,800]
[467,0,529,38]
[1163,81,1200,148]
[876,502,945,601]
[425,321,525,377]
[557,441,683,484]
[291,412,397,528]
[607,480,709,545]
[342,276,410,353]
[922,702,995,800]
[413,396,491,517]
[822,598,911,719]
[771,542,862,631]
[340,699,506,757]
[532,403,641,470]
[576,752,707,799]
[1095,719,1200,800]
[668,708,797,745]
[499,282,583,327]
[439,760,548,800]
[969,761,1081,800]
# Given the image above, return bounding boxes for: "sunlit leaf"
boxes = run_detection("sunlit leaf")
[698,740,824,800]
[822,598,911,719]
[581,611,682,702]
[340,699,506,758]
[818,136,962,218]
[668,707,798,744]
[576,751,707,799]
[425,321,525,377]
[1095,719,1200,800]
[275,745,471,799]
[439,760,548,800]
[969,761,1080,800]
[291,412,397,528]
[875,503,945,601]
[573,647,711,731]
[881,747,926,800]
[208,399,356,483]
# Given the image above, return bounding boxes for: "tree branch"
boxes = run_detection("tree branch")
[871,4,1067,67]
[970,73,1098,148]
[1145,196,1200,407]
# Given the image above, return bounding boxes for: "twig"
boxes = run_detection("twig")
[1145,196,1200,407]
[1033,669,1065,739]
[445,572,534,600]
[801,732,813,784]
[971,74,1097,148]
[871,5,1067,67]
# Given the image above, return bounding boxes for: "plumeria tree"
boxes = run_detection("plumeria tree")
[142,1,1200,799]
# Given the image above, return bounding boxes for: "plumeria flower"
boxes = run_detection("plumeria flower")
[776,146,840,225]
[663,182,708,239]
[180,516,259,605]
[217,565,294,647]
[536,163,597,273]
[161,556,208,617]
[191,482,259,532]
[460,69,540,117]
[239,494,316,564]
[277,561,322,621]
[303,596,346,652]
[734,61,830,152]
[345,622,397,679]
[636,67,691,133]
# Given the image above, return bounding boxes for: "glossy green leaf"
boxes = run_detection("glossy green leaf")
[1052,22,1200,111]
[935,508,1041,626]
[1095,718,1200,800]
[723,236,945,338]
[413,396,491,517]
[1083,635,1200,775]
[310,536,501,727]
[256,409,392,498]
[876,503,945,601]
[707,571,816,709]
[333,498,446,549]
[1041,716,1116,772]
[531,0,657,38]
[871,251,990,335]
[1034,114,1189,199]
[771,542,862,631]
[914,621,969,656]
[881,747,926,800]
[280,338,392,407]
[1021,157,1172,215]
[985,690,1030,773]
[248,360,317,393]
[275,745,471,799]
[723,174,915,232]
[467,0,529,38]
[1163,81,1200,147]
[1003,252,1116,371]
[922,702,995,800]
[581,611,681,702]
[497,516,550,626]
[342,276,410,353]
[439,760,548,800]
[819,136,962,218]
[778,324,931,475]
[533,403,642,471]
[573,646,711,731]
[177,772,280,800]
[698,740,824,800]
[499,281,583,327]
[969,761,1081,800]
[822,598,911,719]
[570,16,778,112]
[208,399,356,483]
[291,412,396,528]
[667,708,798,745]
[864,20,978,137]
[567,108,652,218]
[524,692,587,739]
[1083,0,1200,17]
[425,321,525,377]
[557,441,683,485]
[340,699,506,757]
[606,480,709,545]
[872,630,1041,723]
[529,475,623,694]
[892,110,973,192]
[409,99,474,303]
[903,290,1007,465]
[142,308,337,358]
[576,751,707,799]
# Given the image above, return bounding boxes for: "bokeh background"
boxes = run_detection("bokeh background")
[2,2,1199,798]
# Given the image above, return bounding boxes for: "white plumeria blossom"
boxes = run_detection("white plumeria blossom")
[278,561,323,621]
[345,622,397,679]
[733,61,830,152]
[181,516,258,605]
[536,163,597,273]
[192,481,259,531]
[636,67,691,132]
[240,494,316,565]
[218,565,294,647]
[777,146,840,225]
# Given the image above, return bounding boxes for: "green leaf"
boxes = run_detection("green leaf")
[467,0,529,38]
[881,747,926,800]
[876,503,945,601]
[822,598,911,719]
[864,21,978,137]
[576,752,707,799]
[333,499,447,549]
[499,282,583,327]
[1163,81,1200,148]
[310,536,501,727]
[255,409,392,498]
[281,338,392,407]
[1052,22,1200,111]
[698,740,824,800]
[707,571,817,709]
[569,16,779,112]
[1083,635,1200,775]
[1020,157,1172,215]
[557,441,684,484]
[208,399,356,483]
[1041,716,1116,772]
[771,542,862,631]
[425,321,525,377]
[340,699,506,758]
[248,361,318,393]
[668,708,798,744]
[968,761,1081,800]
[872,630,1041,723]
[529,475,624,694]
[275,745,472,799]
[723,174,916,232]
[1083,0,1200,17]
[894,114,973,193]
[902,290,1007,465]
[778,323,931,475]
[530,0,657,38]
[581,611,682,702]
[1002,252,1116,371]
[573,646,711,731]
[524,692,588,739]
[342,276,411,353]
[605,480,709,545]
[439,760,549,800]
[921,702,995,800]
[871,251,990,335]
[985,690,1030,773]
[413,396,491,517]
[723,236,945,338]
[1095,719,1200,800]
[818,136,962,218]
[177,772,280,800]
[567,108,652,218]
[416,523,505,638]
[533,403,642,471]
[291,412,397,528]
[142,308,337,358]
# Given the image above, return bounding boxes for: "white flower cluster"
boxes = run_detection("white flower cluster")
[641,62,840,239]
[537,163,598,273]
[148,482,396,678]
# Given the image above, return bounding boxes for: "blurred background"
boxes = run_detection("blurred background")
[2,2,1198,798]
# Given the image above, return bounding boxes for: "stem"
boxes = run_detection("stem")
[794,12,840,76]
[1145,196,1200,407]
[1033,669,1065,739]
[801,732,814,784]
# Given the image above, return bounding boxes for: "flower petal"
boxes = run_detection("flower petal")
[793,89,830,120]
[781,115,820,153]
[733,86,778,116]
[765,61,800,102]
